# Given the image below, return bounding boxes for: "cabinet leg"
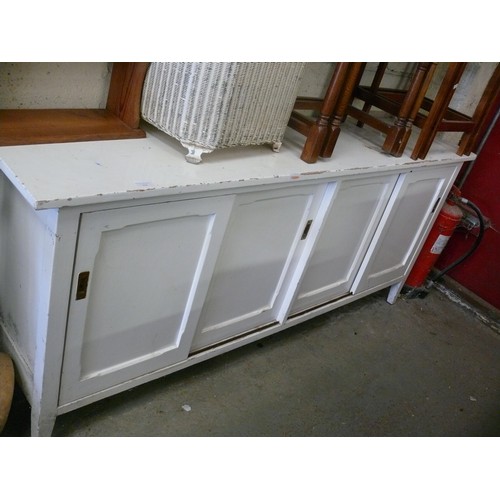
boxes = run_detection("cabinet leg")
[31,406,57,437]
[387,281,404,304]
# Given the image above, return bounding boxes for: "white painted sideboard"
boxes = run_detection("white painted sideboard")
[0,124,469,436]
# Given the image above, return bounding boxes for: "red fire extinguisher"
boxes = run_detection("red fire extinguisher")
[405,186,463,289]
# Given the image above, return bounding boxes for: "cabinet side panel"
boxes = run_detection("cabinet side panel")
[0,172,58,378]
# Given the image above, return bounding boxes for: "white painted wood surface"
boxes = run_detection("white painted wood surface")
[59,196,234,404]
[290,173,398,315]
[0,122,468,210]
[190,183,332,351]
[0,123,468,435]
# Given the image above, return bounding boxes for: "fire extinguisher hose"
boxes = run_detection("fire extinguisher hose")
[426,197,486,288]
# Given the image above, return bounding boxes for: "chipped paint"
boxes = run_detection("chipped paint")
[300,170,327,176]
[0,122,471,211]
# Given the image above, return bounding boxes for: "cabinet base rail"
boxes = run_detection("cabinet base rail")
[189,320,280,356]
[288,292,353,320]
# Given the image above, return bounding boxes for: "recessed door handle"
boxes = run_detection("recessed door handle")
[301,219,313,240]
[76,271,90,300]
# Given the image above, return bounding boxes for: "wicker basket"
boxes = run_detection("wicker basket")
[141,62,305,163]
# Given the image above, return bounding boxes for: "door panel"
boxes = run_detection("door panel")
[352,166,457,293]
[190,183,334,352]
[60,196,234,404]
[291,173,398,314]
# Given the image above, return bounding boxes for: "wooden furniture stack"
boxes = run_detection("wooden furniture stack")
[289,62,500,164]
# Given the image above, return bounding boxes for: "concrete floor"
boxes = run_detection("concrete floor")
[3,286,500,437]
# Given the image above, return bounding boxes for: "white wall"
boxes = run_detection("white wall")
[299,62,497,110]
[0,62,111,109]
[298,62,414,96]
[2,62,494,112]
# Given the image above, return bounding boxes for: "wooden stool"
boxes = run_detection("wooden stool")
[348,62,436,157]
[289,62,500,163]
[288,62,364,163]
[288,62,435,162]
[410,62,500,159]
[352,62,500,160]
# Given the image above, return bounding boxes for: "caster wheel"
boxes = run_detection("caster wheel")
[0,352,15,434]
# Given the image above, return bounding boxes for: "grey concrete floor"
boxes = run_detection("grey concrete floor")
[3,286,500,437]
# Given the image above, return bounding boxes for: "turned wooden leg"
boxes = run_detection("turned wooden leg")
[383,62,435,157]
[321,63,364,158]
[299,63,353,163]
[300,114,334,164]
[383,117,414,157]
[411,63,467,160]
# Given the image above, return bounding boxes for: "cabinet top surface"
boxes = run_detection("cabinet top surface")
[0,121,471,210]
